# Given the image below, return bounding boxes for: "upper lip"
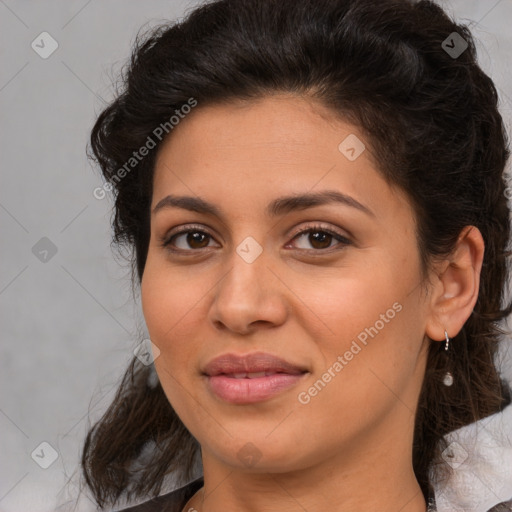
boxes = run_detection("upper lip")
[203,352,308,376]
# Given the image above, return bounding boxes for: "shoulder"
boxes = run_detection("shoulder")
[487,499,512,511]
[426,492,511,511]
[114,477,204,512]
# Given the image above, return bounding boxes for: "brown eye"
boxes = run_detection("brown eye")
[183,231,211,249]
[168,230,212,250]
[307,231,333,250]
[289,225,352,251]
[161,226,218,252]
[160,223,351,255]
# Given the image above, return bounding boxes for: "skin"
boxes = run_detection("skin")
[140,94,484,512]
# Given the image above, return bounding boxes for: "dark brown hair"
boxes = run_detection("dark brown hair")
[81,0,512,508]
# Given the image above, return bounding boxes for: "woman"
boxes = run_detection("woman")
[80,0,512,510]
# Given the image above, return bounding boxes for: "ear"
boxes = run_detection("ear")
[425,226,484,342]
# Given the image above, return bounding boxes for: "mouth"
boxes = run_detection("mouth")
[202,352,309,404]
[202,351,308,377]
[218,371,297,378]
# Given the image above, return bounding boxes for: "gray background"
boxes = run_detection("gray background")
[1,1,511,511]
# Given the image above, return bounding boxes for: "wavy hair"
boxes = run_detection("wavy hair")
[81,0,512,508]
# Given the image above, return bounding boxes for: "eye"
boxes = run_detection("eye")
[159,223,352,254]
[286,223,352,251]
[159,224,218,252]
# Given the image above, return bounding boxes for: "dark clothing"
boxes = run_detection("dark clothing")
[115,477,204,512]
[115,476,511,511]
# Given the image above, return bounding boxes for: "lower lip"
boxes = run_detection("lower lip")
[206,373,307,404]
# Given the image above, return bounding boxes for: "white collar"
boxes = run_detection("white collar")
[431,397,512,511]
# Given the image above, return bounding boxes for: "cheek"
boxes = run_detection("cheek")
[141,263,206,421]
[140,261,203,366]
[294,258,424,412]
[294,312,420,447]
[292,264,406,350]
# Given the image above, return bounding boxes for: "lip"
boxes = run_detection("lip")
[203,351,307,376]
[202,352,309,404]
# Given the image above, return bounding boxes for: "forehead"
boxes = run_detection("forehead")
[152,94,410,223]
[157,95,340,168]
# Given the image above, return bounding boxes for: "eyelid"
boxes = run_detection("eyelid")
[287,222,350,242]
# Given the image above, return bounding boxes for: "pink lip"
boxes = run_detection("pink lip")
[202,352,309,404]
[203,351,307,376]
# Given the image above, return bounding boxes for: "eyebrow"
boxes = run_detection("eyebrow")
[152,190,374,218]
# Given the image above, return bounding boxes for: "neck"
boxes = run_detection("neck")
[187,416,428,512]
[189,464,427,512]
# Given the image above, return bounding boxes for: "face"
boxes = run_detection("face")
[141,94,432,474]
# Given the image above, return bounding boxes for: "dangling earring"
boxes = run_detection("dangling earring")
[442,330,454,387]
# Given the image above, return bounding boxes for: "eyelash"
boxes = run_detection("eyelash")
[159,223,352,254]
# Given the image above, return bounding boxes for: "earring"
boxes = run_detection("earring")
[442,330,454,387]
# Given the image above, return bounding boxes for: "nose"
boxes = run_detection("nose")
[208,245,288,335]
